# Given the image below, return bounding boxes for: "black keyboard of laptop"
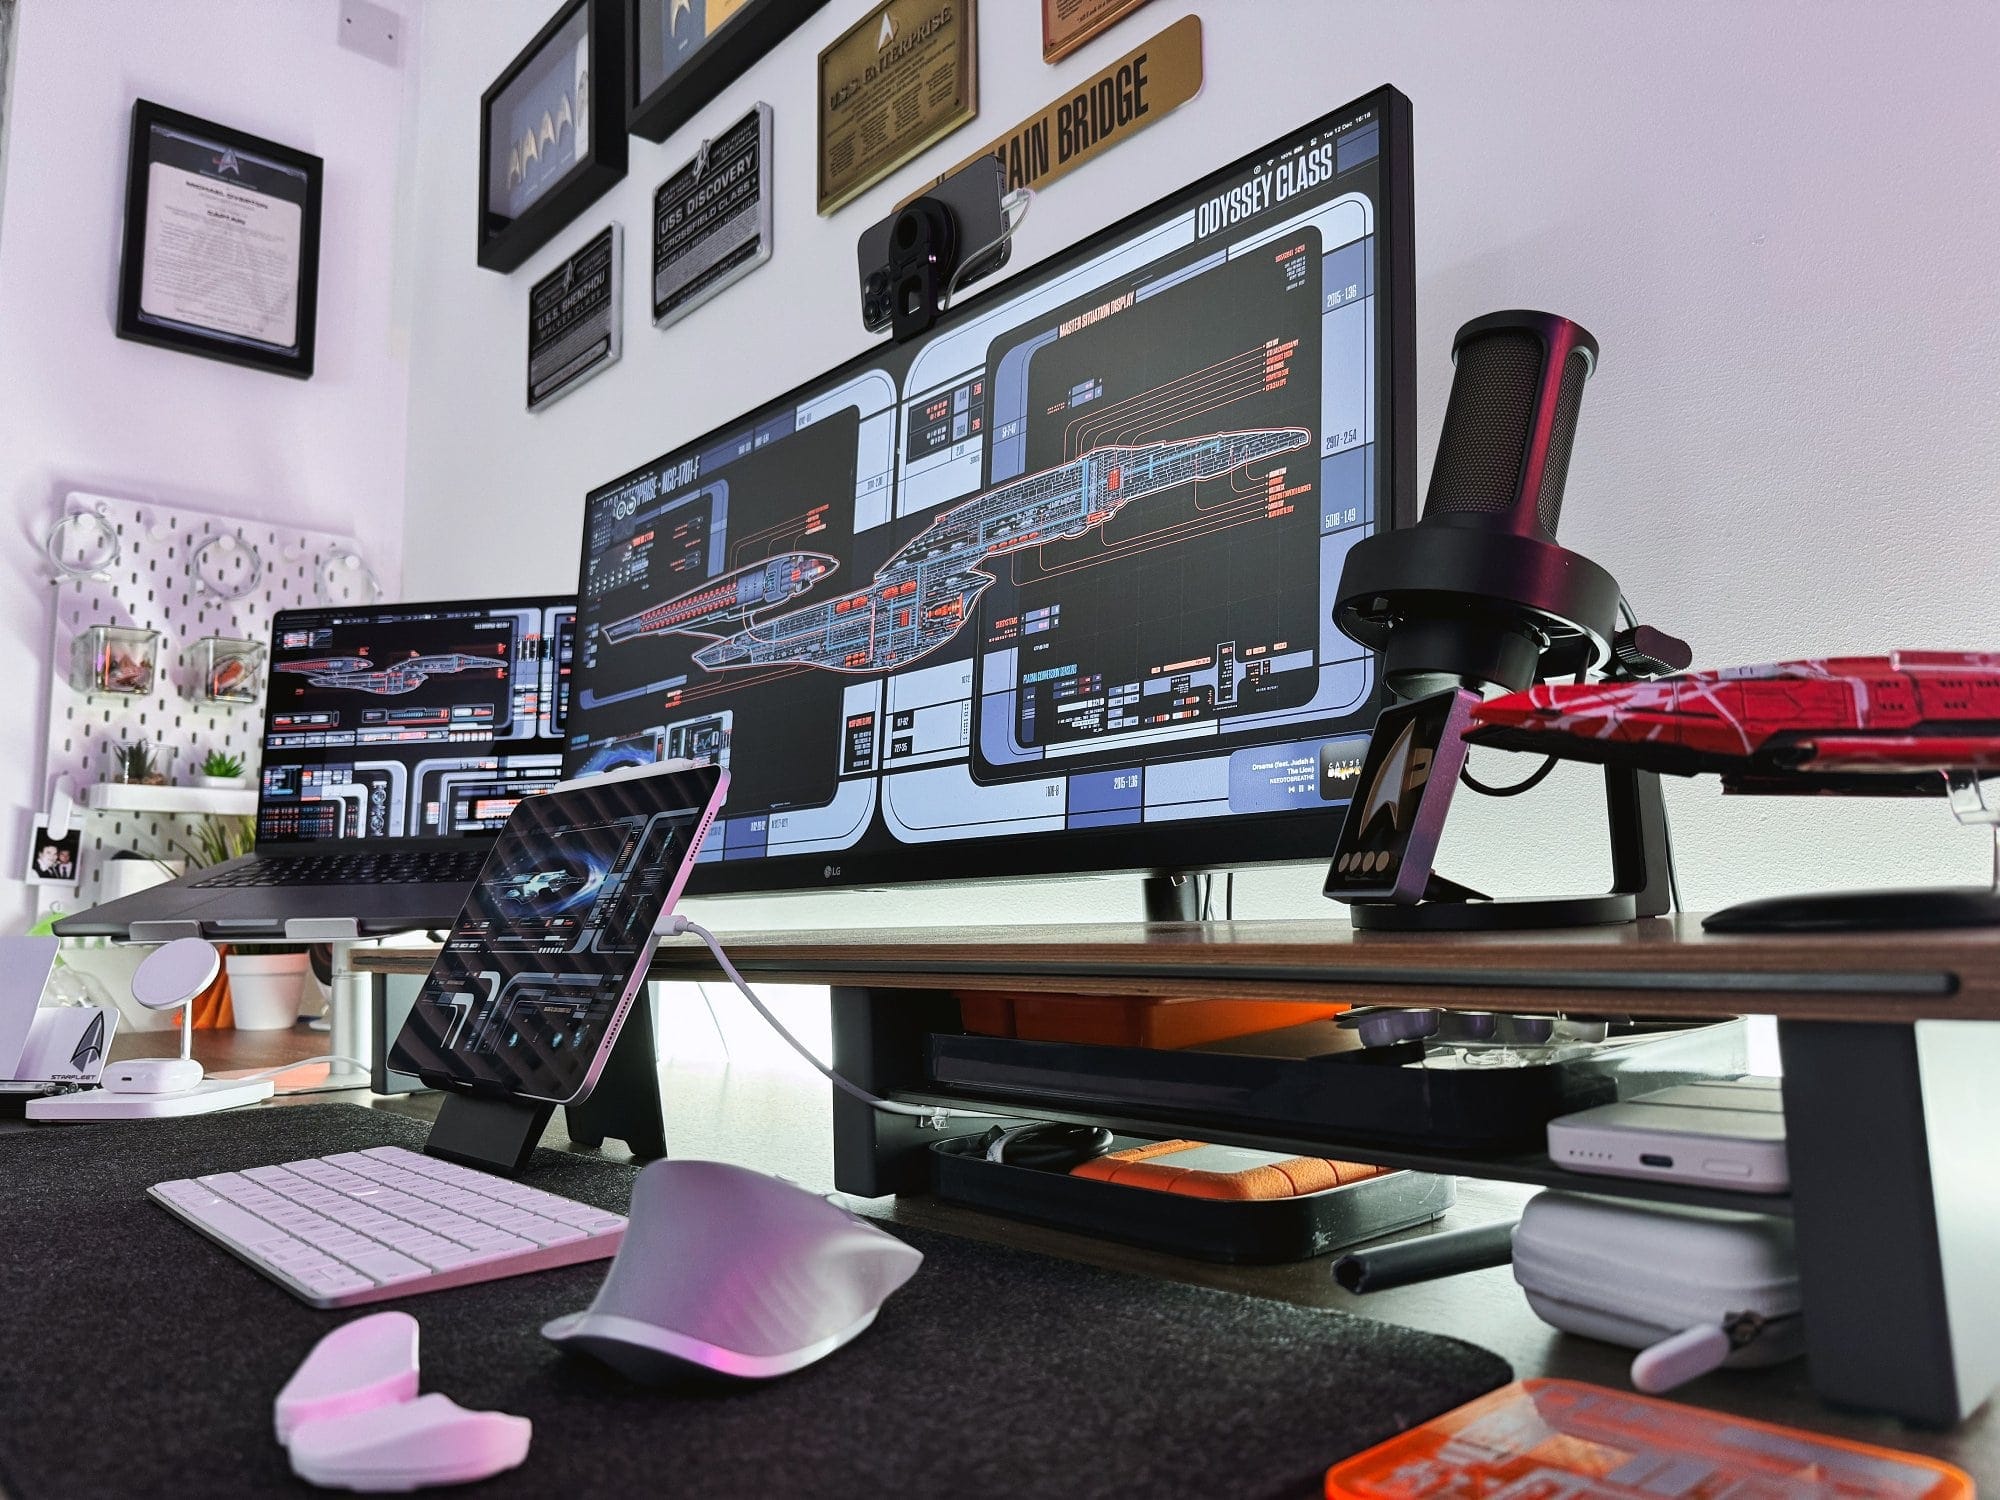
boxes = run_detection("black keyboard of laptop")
[192,850,490,888]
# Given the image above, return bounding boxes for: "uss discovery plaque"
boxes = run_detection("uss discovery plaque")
[528,222,622,411]
[653,103,772,327]
[818,0,977,215]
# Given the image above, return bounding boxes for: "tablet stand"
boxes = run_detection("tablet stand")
[422,999,668,1177]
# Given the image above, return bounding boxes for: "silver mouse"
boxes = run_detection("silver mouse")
[543,1159,923,1383]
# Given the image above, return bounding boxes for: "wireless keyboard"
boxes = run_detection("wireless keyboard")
[149,1146,625,1308]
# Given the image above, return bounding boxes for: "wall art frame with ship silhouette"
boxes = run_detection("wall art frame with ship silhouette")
[626,0,826,144]
[117,100,322,377]
[479,0,628,273]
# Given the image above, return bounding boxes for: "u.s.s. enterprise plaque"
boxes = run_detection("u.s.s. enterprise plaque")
[817,0,977,215]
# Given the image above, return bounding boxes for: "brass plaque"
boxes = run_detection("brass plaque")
[1042,0,1158,63]
[818,0,978,215]
[900,14,1200,208]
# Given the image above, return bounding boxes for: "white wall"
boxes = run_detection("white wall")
[401,0,2000,932]
[0,0,418,926]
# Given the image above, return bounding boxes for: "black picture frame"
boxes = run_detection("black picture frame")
[479,0,628,274]
[626,0,826,144]
[115,100,322,379]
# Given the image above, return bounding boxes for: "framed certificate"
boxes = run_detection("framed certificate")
[627,0,826,144]
[115,100,322,378]
[818,0,978,215]
[479,0,627,274]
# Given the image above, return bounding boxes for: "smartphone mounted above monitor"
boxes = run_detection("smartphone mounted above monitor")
[1323,310,1690,931]
[858,155,1017,343]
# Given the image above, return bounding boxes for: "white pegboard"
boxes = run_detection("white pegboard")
[36,491,384,918]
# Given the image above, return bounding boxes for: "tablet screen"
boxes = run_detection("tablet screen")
[388,762,724,1104]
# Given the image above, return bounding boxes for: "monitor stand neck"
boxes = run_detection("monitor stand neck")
[421,994,668,1177]
[1142,872,1203,923]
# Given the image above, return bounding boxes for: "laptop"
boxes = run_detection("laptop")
[56,597,575,943]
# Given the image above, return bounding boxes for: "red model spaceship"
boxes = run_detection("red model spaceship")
[1467,651,2000,794]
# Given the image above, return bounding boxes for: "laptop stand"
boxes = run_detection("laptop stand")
[422,998,668,1176]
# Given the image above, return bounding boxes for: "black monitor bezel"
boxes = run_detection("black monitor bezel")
[571,85,1417,896]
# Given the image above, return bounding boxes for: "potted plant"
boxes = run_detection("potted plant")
[107,738,175,786]
[223,946,312,1030]
[196,749,248,789]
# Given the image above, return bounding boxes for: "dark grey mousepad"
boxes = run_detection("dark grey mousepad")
[0,1105,1510,1499]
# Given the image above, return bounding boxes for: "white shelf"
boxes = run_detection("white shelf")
[82,783,257,816]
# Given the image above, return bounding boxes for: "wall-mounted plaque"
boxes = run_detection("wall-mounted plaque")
[479,0,627,274]
[817,0,977,215]
[902,15,1200,204]
[652,102,772,328]
[116,100,322,378]
[628,0,826,143]
[528,223,622,411]
[1041,0,1158,62]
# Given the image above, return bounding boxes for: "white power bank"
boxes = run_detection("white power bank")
[1547,1077,1788,1193]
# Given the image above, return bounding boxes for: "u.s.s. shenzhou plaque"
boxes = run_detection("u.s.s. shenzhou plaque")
[528,222,622,411]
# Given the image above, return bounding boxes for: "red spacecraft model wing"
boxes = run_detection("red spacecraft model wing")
[1465,651,2000,795]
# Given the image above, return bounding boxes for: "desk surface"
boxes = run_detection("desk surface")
[81,1022,1996,1486]
[358,915,2000,1023]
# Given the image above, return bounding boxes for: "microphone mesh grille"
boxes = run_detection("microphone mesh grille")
[1425,330,1543,521]
[1535,349,1590,538]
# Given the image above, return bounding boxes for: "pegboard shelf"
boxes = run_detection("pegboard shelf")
[82,783,258,816]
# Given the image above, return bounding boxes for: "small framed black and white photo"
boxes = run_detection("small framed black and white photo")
[480,0,627,274]
[116,100,323,378]
[23,818,82,888]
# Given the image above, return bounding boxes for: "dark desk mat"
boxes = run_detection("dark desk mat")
[0,1105,1509,1500]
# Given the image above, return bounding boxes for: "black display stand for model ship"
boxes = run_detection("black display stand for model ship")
[422,1000,667,1176]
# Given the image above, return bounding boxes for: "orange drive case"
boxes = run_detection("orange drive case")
[1072,1140,1391,1200]
[1324,1379,1973,1498]
[954,991,1346,1047]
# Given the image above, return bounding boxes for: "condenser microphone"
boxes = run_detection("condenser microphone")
[1332,310,1623,699]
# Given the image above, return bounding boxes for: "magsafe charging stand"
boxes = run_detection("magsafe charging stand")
[27,939,275,1122]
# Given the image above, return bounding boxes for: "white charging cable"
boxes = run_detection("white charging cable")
[661,917,1008,1125]
[225,1055,372,1095]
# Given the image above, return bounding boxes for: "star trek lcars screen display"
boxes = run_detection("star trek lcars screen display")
[568,89,1413,892]
[259,599,574,845]
[389,764,725,1105]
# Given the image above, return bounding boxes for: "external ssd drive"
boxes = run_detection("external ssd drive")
[1547,1081,1789,1193]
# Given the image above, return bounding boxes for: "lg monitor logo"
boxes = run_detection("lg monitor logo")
[823,864,842,880]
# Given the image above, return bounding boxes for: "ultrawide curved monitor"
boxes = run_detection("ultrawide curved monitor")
[567,86,1415,894]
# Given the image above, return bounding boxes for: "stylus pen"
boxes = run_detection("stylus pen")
[1332,1218,1518,1294]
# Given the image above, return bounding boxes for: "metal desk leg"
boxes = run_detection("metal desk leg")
[325,941,375,1090]
[1778,1018,2000,1426]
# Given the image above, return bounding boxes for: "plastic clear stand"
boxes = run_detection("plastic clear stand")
[1706,770,2000,932]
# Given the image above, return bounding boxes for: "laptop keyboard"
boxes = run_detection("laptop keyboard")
[149,1146,626,1308]
[192,849,490,888]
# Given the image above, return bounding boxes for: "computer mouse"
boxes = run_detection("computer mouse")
[543,1159,923,1384]
[286,1393,530,1492]
[274,1311,420,1444]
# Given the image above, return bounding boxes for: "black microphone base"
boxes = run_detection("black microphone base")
[1705,886,2000,934]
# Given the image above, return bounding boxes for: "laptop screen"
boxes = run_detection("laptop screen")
[257,598,575,846]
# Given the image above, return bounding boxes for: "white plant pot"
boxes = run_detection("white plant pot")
[225,952,308,1030]
[196,774,246,790]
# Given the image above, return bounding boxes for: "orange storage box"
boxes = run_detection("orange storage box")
[953,990,1345,1048]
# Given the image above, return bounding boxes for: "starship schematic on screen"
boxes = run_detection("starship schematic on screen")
[615,429,1311,677]
[275,654,501,694]
[602,552,839,643]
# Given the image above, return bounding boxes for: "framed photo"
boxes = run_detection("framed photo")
[627,0,826,144]
[116,100,322,378]
[479,0,627,274]
[23,818,81,888]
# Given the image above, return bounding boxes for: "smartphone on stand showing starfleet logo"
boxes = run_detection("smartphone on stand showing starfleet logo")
[389,761,727,1107]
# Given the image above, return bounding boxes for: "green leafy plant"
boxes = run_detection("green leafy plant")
[201,749,246,779]
[170,813,257,870]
